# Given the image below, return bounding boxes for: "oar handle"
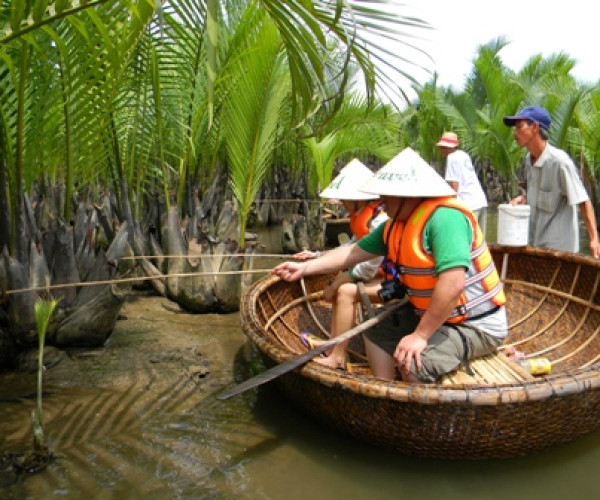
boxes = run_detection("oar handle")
[217,298,409,400]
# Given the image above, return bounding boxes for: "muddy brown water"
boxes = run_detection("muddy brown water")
[2,220,600,499]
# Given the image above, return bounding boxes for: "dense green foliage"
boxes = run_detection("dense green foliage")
[1,2,599,255]
[405,38,600,201]
[0,0,427,249]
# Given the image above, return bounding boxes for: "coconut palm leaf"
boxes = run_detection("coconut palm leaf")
[303,93,401,194]
[547,86,586,151]
[571,86,600,178]
[224,13,291,247]
[116,32,162,219]
[258,0,431,116]
[0,1,108,45]
[0,0,156,229]
[404,77,449,162]
[447,40,525,194]
[150,0,233,214]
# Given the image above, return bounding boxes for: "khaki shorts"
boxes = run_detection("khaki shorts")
[363,304,503,382]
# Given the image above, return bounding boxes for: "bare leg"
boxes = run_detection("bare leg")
[314,281,358,368]
[401,371,420,383]
[364,332,420,382]
[314,278,382,369]
[363,336,396,379]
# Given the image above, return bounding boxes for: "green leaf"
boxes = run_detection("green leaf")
[10,0,26,32]
[56,0,72,15]
[206,0,218,129]
[33,0,51,23]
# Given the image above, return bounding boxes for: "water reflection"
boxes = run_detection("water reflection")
[242,378,600,500]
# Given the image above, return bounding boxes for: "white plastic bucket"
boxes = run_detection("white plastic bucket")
[497,204,530,246]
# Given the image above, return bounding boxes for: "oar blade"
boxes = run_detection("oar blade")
[217,343,330,400]
[217,298,407,400]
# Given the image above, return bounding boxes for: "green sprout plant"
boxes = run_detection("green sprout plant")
[31,299,60,454]
[4,298,61,477]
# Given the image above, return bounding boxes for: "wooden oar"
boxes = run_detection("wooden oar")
[217,298,409,400]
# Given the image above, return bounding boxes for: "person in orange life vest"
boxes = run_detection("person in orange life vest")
[273,148,507,382]
[292,158,388,369]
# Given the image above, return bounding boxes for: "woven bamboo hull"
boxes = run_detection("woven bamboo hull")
[240,245,600,459]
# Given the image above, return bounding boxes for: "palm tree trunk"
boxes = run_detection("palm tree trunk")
[109,113,138,253]
[14,41,28,264]
[0,150,9,251]
[59,60,74,223]
[150,46,170,213]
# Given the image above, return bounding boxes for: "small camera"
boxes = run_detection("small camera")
[377,278,407,302]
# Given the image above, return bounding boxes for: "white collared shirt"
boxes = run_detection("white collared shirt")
[444,149,487,211]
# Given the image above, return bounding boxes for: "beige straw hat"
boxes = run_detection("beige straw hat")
[359,147,456,198]
[436,132,459,148]
[320,159,379,200]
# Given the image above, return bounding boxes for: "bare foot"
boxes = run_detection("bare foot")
[314,343,347,369]
[300,332,330,356]
[314,354,348,370]
[300,333,347,368]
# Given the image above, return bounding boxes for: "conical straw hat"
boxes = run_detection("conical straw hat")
[360,147,456,197]
[320,158,379,200]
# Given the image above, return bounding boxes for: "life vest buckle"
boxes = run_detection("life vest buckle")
[456,304,468,316]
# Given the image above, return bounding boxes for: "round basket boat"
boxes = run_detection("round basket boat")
[240,245,600,459]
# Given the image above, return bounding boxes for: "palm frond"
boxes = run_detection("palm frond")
[224,15,290,246]
[303,93,401,194]
[0,0,156,224]
[260,0,431,119]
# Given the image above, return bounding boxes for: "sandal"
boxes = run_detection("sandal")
[300,332,329,357]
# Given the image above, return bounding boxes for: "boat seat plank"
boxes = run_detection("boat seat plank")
[439,352,535,385]
[347,352,535,385]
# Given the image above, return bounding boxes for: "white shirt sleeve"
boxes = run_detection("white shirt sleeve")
[560,160,590,206]
[444,153,463,184]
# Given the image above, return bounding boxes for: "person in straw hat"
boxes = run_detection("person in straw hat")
[272,148,507,382]
[295,158,388,369]
[436,131,488,236]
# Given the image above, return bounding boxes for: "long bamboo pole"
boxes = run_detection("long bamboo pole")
[4,268,275,296]
[3,254,299,295]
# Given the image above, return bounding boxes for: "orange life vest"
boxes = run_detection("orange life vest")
[382,197,505,323]
[350,200,385,240]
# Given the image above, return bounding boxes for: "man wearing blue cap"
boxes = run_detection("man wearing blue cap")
[504,106,600,258]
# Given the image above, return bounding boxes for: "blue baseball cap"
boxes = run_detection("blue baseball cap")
[503,106,551,130]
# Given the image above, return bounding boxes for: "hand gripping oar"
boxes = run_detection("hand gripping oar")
[217,298,409,400]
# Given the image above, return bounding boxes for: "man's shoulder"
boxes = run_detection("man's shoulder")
[428,206,470,228]
[542,143,574,165]
[449,149,470,161]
